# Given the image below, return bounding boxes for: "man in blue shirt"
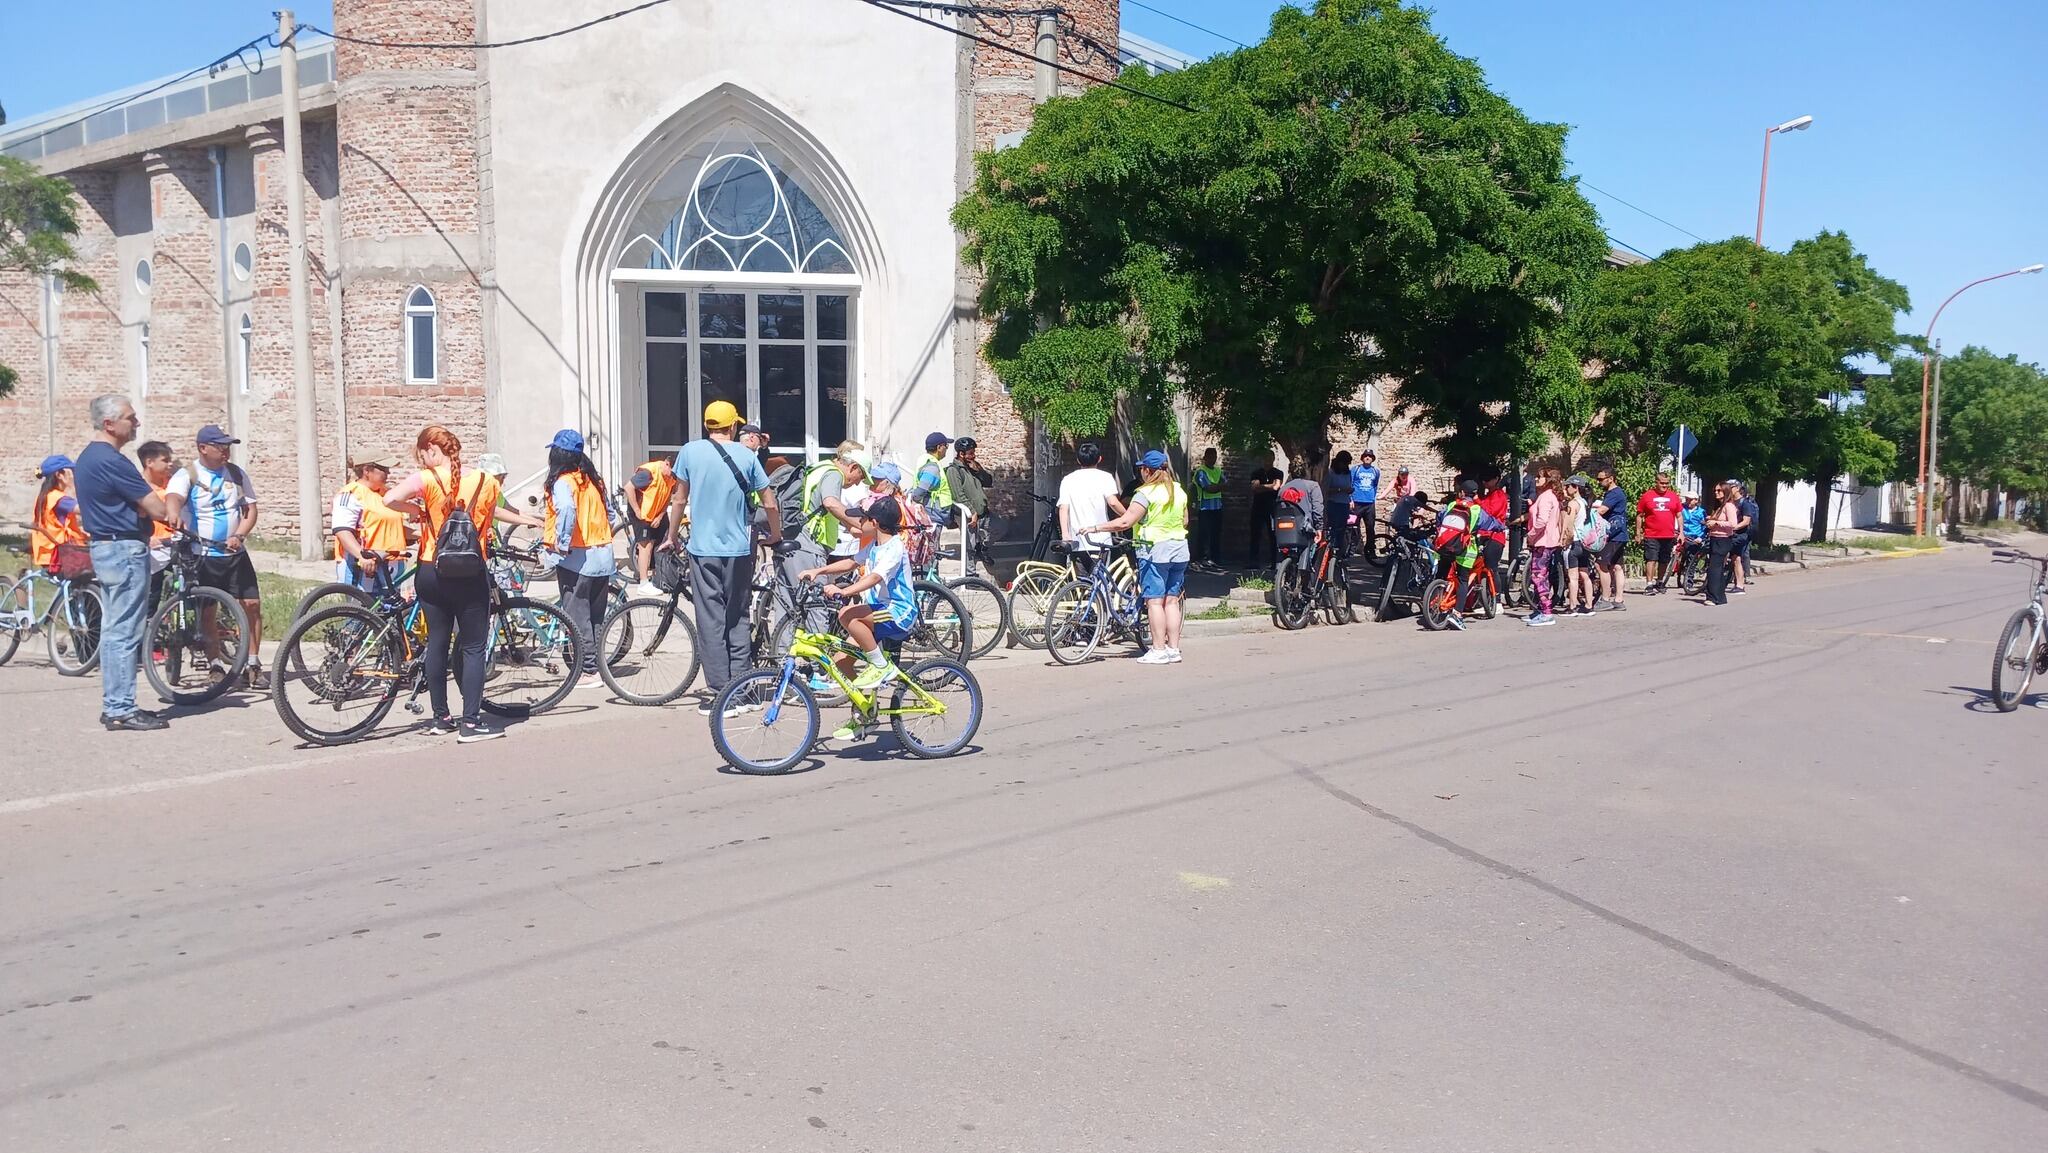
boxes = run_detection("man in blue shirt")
[1594,467,1631,610]
[1349,449,1381,557]
[664,400,779,714]
[73,394,172,731]
[1730,481,1760,594]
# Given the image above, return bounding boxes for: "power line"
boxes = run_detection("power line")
[1123,0,1248,48]
[857,0,1197,112]
[301,0,674,50]
[11,30,277,149]
[1606,235,1658,263]
[1578,179,1707,244]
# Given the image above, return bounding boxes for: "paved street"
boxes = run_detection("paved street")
[3,542,2045,1152]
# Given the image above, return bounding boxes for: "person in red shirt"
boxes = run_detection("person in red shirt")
[1477,471,1510,580]
[1635,472,1682,594]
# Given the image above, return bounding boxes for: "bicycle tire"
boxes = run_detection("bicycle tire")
[1680,550,1705,596]
[272,604,405,746]
[1419,577,1451,631]
[1272,556,1314,630]
[145,587,252,705]
[1044,577,1106,665]
[889,657,983,758]
[1502,554,1531,609]
[1473,579,1499,621]
[711,668,819,774]
[48,582,104,675]
[1990,607,2041,713]
[1373,555,1402,622]
[1005,567,1063,649]
[596,597,700,706]
[905,580,972,663]
[0,574,27,665]
[292,580,371,622]
[480,595,582,717]
[947,575,1007,660]
[1030,518,1057,565]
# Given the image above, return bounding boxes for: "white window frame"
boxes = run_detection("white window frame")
[404,285,438,385]
[237,313,253,395]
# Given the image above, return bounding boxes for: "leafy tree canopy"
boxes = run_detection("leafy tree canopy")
[0,155,96,399]
[953,0,1608,470]
[1870,346,2048,498]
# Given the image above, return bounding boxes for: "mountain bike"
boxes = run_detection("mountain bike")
[1027,492,1061,564]
[594,574,702,706]
[1673,537,1708,596]
[1420,551,1501,631]
[1371,533,1437,623]
[0,549,104,674]
[1989,548,2048,712]
[710,620,983,774]
[142,539,252,705]
[1044,539,1151,664]
[1273,523,1358,629]
[271,562,583,745]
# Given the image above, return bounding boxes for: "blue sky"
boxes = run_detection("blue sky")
[5,0,2043,367]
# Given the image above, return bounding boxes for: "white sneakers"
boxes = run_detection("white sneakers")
[632,581,665,598]
[1137,647,1183,665]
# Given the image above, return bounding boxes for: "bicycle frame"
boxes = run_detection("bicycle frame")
[764,629,951,724]
[1430,554,1499,614]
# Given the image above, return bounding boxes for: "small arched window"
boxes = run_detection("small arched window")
[237,314,253,395]
[404,286,438,384]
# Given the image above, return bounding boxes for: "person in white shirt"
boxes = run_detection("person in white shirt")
[1056,442,1126,571]
[162,424,267,689]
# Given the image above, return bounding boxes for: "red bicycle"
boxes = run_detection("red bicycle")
[1419,552,1500,630]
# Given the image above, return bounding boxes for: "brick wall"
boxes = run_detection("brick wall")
[0,269,52,523]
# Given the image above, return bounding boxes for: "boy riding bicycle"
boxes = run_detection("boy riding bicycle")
[798,495,921,694]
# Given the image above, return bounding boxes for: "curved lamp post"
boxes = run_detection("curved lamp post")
[1916,264,2046,535]
[1755,115,1814,246]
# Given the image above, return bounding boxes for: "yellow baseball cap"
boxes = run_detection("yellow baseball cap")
[703,400,743,429]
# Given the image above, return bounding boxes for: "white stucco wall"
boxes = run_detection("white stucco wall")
[478,0,962,484]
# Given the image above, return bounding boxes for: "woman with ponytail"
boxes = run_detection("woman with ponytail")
[385,425,538,741]
[540,429,614,679]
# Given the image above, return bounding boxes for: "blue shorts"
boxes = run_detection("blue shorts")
[871,617,914,644]
[1138,558,1187,599]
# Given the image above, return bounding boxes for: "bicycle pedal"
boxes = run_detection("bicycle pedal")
[404,702,424,715]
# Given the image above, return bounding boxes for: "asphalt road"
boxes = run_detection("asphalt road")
[3,541,2045,1152]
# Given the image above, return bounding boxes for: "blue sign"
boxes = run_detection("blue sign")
[1667,427,1698,459]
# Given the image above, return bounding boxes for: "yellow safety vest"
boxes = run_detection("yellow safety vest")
[1134,481,1188,546]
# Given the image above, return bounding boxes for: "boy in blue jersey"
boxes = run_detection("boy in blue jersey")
[799,495,920,694]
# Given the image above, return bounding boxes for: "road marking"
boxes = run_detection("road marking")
[1177,871,1231,891]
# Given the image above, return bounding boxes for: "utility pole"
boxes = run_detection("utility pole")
[1927,340,1943,535]
[279,10,321,560]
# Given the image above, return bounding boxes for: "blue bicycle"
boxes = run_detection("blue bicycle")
[1043,538,1150,665]
[0,549,105,675]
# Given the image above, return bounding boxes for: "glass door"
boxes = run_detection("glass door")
[639,287,856,465]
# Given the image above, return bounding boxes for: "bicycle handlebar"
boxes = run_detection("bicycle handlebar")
[1992,549,2048,566]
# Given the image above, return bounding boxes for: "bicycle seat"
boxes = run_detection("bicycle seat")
[771,539,805,557]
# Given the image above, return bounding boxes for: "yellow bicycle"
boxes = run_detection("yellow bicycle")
[710,627,983,774]
[1005,550,1135,649]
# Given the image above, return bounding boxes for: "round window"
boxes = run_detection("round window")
[233,243,253,281]
[134,259,152,294]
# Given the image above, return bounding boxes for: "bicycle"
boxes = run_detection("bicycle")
[0,548,105,674]
[1005,547,1135,650]
[142,539,253,705]
[710,618,983,774]
[909,522,1006,660]
[594,569,702,706]
[1672,537,1708,597]
[1026,492,1061,564]
[1043,539,1151,664]
[1371,532,1438,623]
[1273,522,1358,629]
[1989,548,2048,712]
[271,559,583,745]
[1420,550,1501,631]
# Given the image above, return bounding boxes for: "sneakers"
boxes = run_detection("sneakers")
[102,710,169,732]
[1163,647,1183,663]
[1136,648,1171,664]
[1731,586,1747,595]
[243,663,270,691]
[424,715,459,735]
[1525,613,1555,627]
[1598,601,1625,612]
[1443,613,1466,631]
[632,581,664,598]
[830,718,870,743]
[850,661,895,691]
[1573,606,1594,617]
[456,719,504,743]
[696,698,740,719]
[806,673,837,693]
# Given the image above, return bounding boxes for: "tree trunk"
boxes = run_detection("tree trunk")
[1753,479,1781,548]
[1809,480,1832,544]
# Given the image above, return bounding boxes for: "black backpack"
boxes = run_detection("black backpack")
[434,473,486,579]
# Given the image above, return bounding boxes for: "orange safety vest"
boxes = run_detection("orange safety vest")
[149,483,176,544]
[418,466,500,565]
[332,480,407,560]
[634,460,676,523]
[30,488,85,567]
[543,472,615,550]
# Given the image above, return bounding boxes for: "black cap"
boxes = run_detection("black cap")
[956,436,977,452]
[1458,479,1480,496]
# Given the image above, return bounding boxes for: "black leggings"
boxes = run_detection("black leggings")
[417,562,491,723]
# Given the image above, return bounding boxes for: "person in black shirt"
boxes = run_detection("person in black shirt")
[1389,490,1434,543]
[1247,460,1283,569]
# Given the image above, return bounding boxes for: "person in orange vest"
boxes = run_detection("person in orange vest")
[331,453,409,591]
[541,429,616,679]
[29,454,87,572]
[622,449,679,593]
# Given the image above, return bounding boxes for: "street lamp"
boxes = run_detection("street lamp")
[1916,263,2046,535]
[1755,114,1815,246]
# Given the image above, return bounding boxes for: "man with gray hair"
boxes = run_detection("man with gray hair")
[793,441,871,622]
[73,395,172,730]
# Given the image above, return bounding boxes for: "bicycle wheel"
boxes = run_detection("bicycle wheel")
[1005,567,1063,649]
[1044,578,1106,665]
[49,583,104,675]
[1373,555,1403,622]
[479,595,582,717]
[1501,554,1530,609]
[292,581,371,622]
[597,597,700,706]
[145,587,251,705]
[1680,550,1705,596]
[1272,556,1314,630]
[272,605,405,746]
[712,668,819,774]
[905,580,971,663]
[1990,608,2042,713]
[1472,579,1499,621]
[0,574,28,665]
[947,575,1007,660]
[1419,578,1451,631]
[889,657,983,758]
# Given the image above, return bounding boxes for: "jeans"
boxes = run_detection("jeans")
[555,566,610,674]
[1530,545,1559,615]
[90,539,149,719]
[1195,507,1223,566]
[689,551,756,692]
[418,562,491,723]
[1706,536,1735,605]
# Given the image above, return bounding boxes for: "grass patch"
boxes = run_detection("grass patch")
[1981,519,2029,535]
[256,571,322,639]
[1189,601,1239,621]
[1839,535,1940,553]
[1237,576,1273,591]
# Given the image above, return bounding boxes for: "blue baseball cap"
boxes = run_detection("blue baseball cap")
[38,453,74,477]
[870,461,903,486]
[925,431,953,452]
[549,429,585,453]
[1138,449,1170,470]
[196,424,240,447]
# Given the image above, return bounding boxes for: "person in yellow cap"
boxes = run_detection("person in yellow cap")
[665,400,781,715]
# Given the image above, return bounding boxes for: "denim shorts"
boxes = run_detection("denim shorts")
[1138,557,1187,599]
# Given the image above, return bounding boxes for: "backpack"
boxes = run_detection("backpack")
[432,472,487,579]
[1577,504,1609,551]
[1273,486,1312,551]
[1432,502,1477,554]
[768,461,807,541]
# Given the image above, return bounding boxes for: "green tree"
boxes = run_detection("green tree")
[0,155,95,399]
[952,0,1608,472]
[1876,347,2048,527]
